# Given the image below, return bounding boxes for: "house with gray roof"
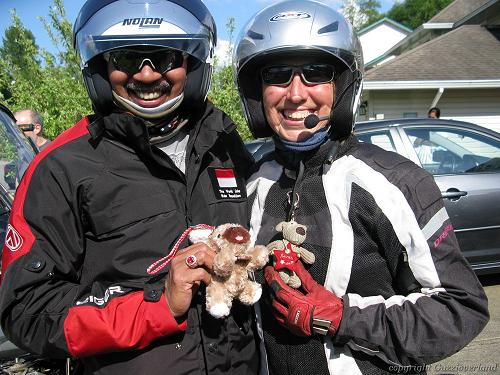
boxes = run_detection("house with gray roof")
[360,0,500,132]
[358,17,412,66]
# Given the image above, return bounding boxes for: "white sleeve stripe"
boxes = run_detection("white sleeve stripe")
[322,162,355,297]
[422,207,449,240]
[323,155,442,299]
[324,338,363,375]
[247,160,282,246]
[347,288,446,309]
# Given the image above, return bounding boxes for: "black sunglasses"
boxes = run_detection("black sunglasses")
[106,49,184,75]
[261,64,335,86]
[17,123,35,132]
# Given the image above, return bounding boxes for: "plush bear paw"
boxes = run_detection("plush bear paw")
[239,282,263,305]
[208,303,231,319]
[251,285,262,304]
[287,274,302,289]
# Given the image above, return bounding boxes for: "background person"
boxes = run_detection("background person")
[0,1,257,374]
[428,107,441,118]
[234,1,488,374]
[14,109,51,151]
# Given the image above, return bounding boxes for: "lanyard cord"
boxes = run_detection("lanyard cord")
[287,138,341,221]
[146,223,215,275]
[287,159,305,222]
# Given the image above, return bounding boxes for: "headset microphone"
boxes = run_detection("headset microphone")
[304,114,331,129]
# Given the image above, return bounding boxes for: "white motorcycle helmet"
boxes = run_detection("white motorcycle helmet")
[73,0,216,118]
[234,0,363,139]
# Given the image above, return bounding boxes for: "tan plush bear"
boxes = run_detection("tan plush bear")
[267,220,315,288]
[190,223,268,318]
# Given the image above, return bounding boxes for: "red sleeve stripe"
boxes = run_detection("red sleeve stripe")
[1,118,91,278]
[64,292,187,357]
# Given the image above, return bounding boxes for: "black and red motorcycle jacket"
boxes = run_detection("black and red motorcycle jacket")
[0,102,258,374]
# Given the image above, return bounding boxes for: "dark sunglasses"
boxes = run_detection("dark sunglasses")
[261,64,335,86]
[106,49,184,75]
[17,123,35,132]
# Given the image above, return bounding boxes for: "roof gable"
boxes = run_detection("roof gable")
[429,0,491,23]
[364,25,500,82]
[358,17,413,35]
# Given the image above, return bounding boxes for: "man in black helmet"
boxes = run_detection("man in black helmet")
[0,1,257,374]
[235,1,488,374]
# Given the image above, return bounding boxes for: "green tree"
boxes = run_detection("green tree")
[39,0,81,77]
[0,1,91,139]
[0,11,42,99]
[342,0,382,31]
[0,14,40,69]
[387,0,453,29]
[208,17,251,140]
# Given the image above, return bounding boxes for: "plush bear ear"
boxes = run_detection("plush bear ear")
[189,228,213,244]
[275,221,286,232]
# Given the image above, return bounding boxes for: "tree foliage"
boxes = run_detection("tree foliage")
[386,0,454,29]
[0,0,452,143]
[208,17,251,140]
[0,5,252,141]
[0,16,40,71]
[0,2,91,140]
[342,0,382,31]
[39,0,81,78]
[0,11,42,99]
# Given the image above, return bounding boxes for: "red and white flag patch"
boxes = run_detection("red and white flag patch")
[215,168,237,188]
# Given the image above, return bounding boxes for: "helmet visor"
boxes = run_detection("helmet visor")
[78,34,211,67]
[74,0,214,67]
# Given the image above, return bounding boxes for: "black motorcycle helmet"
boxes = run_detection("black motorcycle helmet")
[73,0,217,117]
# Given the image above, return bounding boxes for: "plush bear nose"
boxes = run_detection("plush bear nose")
[223,226,250,244]
[296,227,306,236]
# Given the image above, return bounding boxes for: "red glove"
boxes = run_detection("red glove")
[264,262,343,337]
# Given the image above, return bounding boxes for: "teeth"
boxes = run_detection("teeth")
[283,110,313,120]
[135,91,162,100]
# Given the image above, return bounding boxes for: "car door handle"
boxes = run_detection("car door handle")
[441,188,467,201]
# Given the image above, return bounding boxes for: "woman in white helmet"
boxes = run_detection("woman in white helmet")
[0,0,258,374]
[234,1,488,374]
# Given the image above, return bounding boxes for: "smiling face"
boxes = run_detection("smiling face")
[261,57,335,142]
[107,49,187,112]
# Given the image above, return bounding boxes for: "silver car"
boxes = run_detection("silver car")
[247,118,500,274]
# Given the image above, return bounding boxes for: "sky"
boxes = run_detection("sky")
[0,0,396,64]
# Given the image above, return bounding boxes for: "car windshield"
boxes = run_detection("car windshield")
[0,109,35,196]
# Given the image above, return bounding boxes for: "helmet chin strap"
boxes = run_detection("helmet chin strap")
[112,91,184,121]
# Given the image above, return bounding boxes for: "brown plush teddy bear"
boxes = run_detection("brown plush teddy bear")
[267,220,315,288]
[190,223,268,318]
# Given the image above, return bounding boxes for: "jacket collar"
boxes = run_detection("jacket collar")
[86,101,233,164]
[274,134,358,171]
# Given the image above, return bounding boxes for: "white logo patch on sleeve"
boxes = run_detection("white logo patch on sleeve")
[5,224,23,252]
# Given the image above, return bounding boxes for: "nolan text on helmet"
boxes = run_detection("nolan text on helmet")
[103,20,185,35]
[122,18,164,29]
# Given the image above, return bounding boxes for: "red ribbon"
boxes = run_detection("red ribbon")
[146,224,215,275]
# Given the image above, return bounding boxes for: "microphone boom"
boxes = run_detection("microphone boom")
[304,114,329,129]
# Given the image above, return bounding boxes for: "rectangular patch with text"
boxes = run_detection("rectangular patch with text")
[208,168,246,200]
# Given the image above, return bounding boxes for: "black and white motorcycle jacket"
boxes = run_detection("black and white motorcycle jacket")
[0,102,258,375]
[248,135,488,375]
